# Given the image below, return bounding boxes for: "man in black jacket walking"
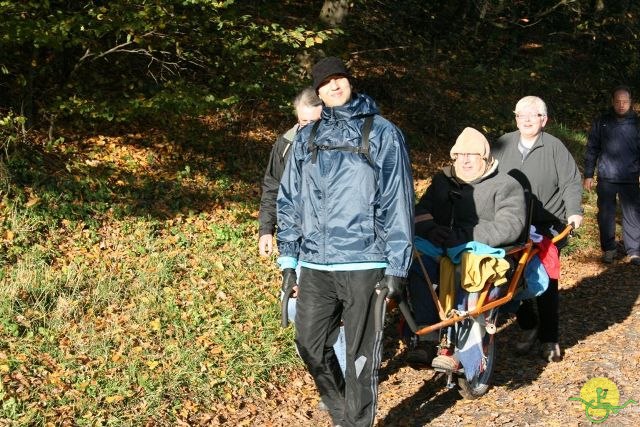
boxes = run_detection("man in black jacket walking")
[258,87,322,256]
[583,85,640,265]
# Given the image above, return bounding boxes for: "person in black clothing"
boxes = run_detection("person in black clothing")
[583,85,640,265]
[258,87,322,256]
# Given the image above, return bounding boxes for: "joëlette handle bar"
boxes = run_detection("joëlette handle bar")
[374,286,418,333]
[403,222,574,336]
[553,222,575,243]
[375,287,388,333]
[281,281,297,328]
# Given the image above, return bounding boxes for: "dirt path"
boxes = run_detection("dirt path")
[241,249,640,426]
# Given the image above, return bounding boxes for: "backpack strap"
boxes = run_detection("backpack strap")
[308,115,375,165]
[308,120,321,163]
[281,141,292,159]
[360,115,374,166]
[281,126,297,160]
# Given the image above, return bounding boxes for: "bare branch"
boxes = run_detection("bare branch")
[350,45,414,55]
[512,0,580,28]
[91,31,156,61]
[71,30,206,82]
[535,0,579,20]
[78,48,92,63]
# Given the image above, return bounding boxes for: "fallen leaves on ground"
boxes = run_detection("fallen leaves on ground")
[235,252,640,426]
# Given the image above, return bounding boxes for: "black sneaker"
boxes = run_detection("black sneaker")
[406,341,438,366]
[602,249,617,264]
[540,342,562,362]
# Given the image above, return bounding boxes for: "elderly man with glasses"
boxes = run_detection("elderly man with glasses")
[492,95,583,363]
[406,127,526,367]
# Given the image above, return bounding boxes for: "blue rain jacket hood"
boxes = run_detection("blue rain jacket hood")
[276,92,414,278]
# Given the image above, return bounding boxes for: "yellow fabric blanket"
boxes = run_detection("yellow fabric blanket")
[439,253,510,314]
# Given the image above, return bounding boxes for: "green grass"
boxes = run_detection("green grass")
[0,124,298,423]
[545,122,589,162]
[0,210,296,423]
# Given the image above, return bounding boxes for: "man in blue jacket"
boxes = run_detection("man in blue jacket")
[584,86,640,265]
[277,57,414,427]
[258,86,347,381]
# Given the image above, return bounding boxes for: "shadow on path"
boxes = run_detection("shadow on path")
[380,256,640,423]
[379,373,459,426]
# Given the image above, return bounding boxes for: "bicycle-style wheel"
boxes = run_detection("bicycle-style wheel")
[457,328,495,399]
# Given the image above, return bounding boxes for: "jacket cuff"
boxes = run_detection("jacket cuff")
[259,222,276,236]
[384,267,408,278]
[259,228,274,237]
[277,256,298,270]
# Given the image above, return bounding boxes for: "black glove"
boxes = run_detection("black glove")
[425,225,451,246]
[281,268,297,295]
[376,275,407,300]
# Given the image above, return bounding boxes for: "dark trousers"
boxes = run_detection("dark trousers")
[295,267,385,427]
[597,180,640,256]
[516,278,559,343]
[407,256,440,328]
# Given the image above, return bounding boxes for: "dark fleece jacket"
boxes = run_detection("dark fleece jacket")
[416,161,526,248]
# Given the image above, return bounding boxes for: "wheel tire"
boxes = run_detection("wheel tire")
[457,332,495,399]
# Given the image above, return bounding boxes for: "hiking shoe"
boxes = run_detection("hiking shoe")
[431,354,460,371]
[515,328,537,355]
[541,342,562,362]
[602,249,617,264]
[629,255,640,265]
[406,341,438,366]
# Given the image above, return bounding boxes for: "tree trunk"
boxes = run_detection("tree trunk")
[320,0,350,26]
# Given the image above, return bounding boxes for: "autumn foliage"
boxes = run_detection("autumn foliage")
[1,0,640,424]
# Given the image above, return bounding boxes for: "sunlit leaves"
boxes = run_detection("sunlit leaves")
[0,1,340,125]
[270,25,338,49]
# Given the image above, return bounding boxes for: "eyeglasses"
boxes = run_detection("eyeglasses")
[453,153,482,159]
[515,113,545,120]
